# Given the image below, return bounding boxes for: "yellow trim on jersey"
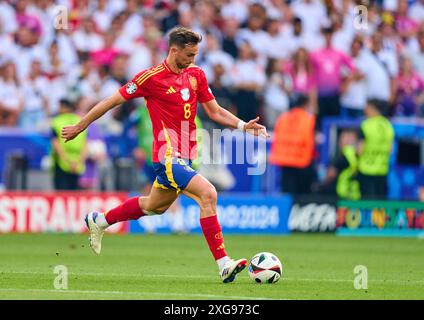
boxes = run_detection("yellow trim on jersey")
[136,67,165,85]
[135,65,165,85]
[162,122,180,193]
[153,179,169,190]
[135,64,164,82]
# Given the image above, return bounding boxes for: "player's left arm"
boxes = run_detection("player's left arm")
[197,68,269,138]
[201,99,270,138]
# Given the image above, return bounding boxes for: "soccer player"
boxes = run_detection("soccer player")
[61,27,269,283]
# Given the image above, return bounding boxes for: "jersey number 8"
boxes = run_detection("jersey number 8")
[184,103,191,119]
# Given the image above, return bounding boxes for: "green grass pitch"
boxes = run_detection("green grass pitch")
[0,233,423,300]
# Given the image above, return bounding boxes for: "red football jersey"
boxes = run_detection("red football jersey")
[119,60,215,162]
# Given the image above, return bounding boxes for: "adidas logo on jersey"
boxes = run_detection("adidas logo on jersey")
[166,86,176,94]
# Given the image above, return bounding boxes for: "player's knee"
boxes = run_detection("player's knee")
[199,185,217,208]
[143,200,166,215]
[144,203,167,215]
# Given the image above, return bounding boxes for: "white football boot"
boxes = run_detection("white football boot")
[219,258,247,283]
[84,212,105,255]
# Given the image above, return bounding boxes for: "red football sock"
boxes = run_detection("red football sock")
[105,197,145,225]
[200,215,227,260]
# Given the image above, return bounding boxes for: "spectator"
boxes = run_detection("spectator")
[127,14,165,76]
[236,12,269,64]
[315,129,361,200]
[122,0,144,42]
[92,0,113,33]
[19,58,50,130]
[51,28,79,72]
[409,0,424,24]
[0,0,18,35]
[340,36,367,118]
[407,30,424,79]
[395,0,419,41]
[200,33,234,84]
[221,17,239,59]
[44,40,68,77]
[91,32,121,68]
[282,16,323,54]
[231,41,266,122]
[331,13,354,54]
[357,99,395,199]
[380,14,403,55]
[394,56,424,117]
[264,18,291,60]
[72,17,104,55]
[0,61,24,126]
[220,0,249,24]
[264,58,291,129]
[310,26,356,127]
[290,0,329,36]
[13,17,47,80]
[79,120,113,191]
[362,31,396,115]
[51,99,87,190]
[207,63,236,120]
[109,53,135,123]
[284,47,317,113]
[269,95,316,195]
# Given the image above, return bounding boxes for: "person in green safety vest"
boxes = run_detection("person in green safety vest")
[335,131,361,200]
[357,99,394,199]
[314,129,360,200]
[51,99,87,190]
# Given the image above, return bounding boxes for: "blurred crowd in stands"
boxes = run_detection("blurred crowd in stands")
[0,0,423,198]
[1,0,424,131]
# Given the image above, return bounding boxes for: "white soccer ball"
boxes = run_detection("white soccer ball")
[248,252,283,284]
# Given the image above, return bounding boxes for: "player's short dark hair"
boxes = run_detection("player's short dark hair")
[168,26,202,49]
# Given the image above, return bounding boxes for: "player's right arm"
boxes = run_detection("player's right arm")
[62,69,150,142]
[61,91,125,142]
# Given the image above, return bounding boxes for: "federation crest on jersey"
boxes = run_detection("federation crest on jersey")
[126,82,137,95]
[180,88,190,101]
[189,76,198,91]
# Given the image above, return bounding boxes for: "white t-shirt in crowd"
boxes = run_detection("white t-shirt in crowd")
[290,0,329,36]
[341,50,368,109]
[13,45,48,81]
[406,48,424,79]
[409,1,424,23]
[92,10,113,33]
[0,2,17,34]
[361,49,391,101]
[332,29,354,55]
[220,0,249,24]
[46,76,67,115]
[0,80,23,111]
[264,73,291,112]
[21,76,49,112]
[236,28,271,57]
[281,26,324,54]
[122,13,144,41]
[127,43,153,80]
[231,59,266,89]
[72,31,104,52]
[265,31,294,60]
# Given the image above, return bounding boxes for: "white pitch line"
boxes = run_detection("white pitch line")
[0,288,279,300]
[2,271,424,285]
[2,270,214,279]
